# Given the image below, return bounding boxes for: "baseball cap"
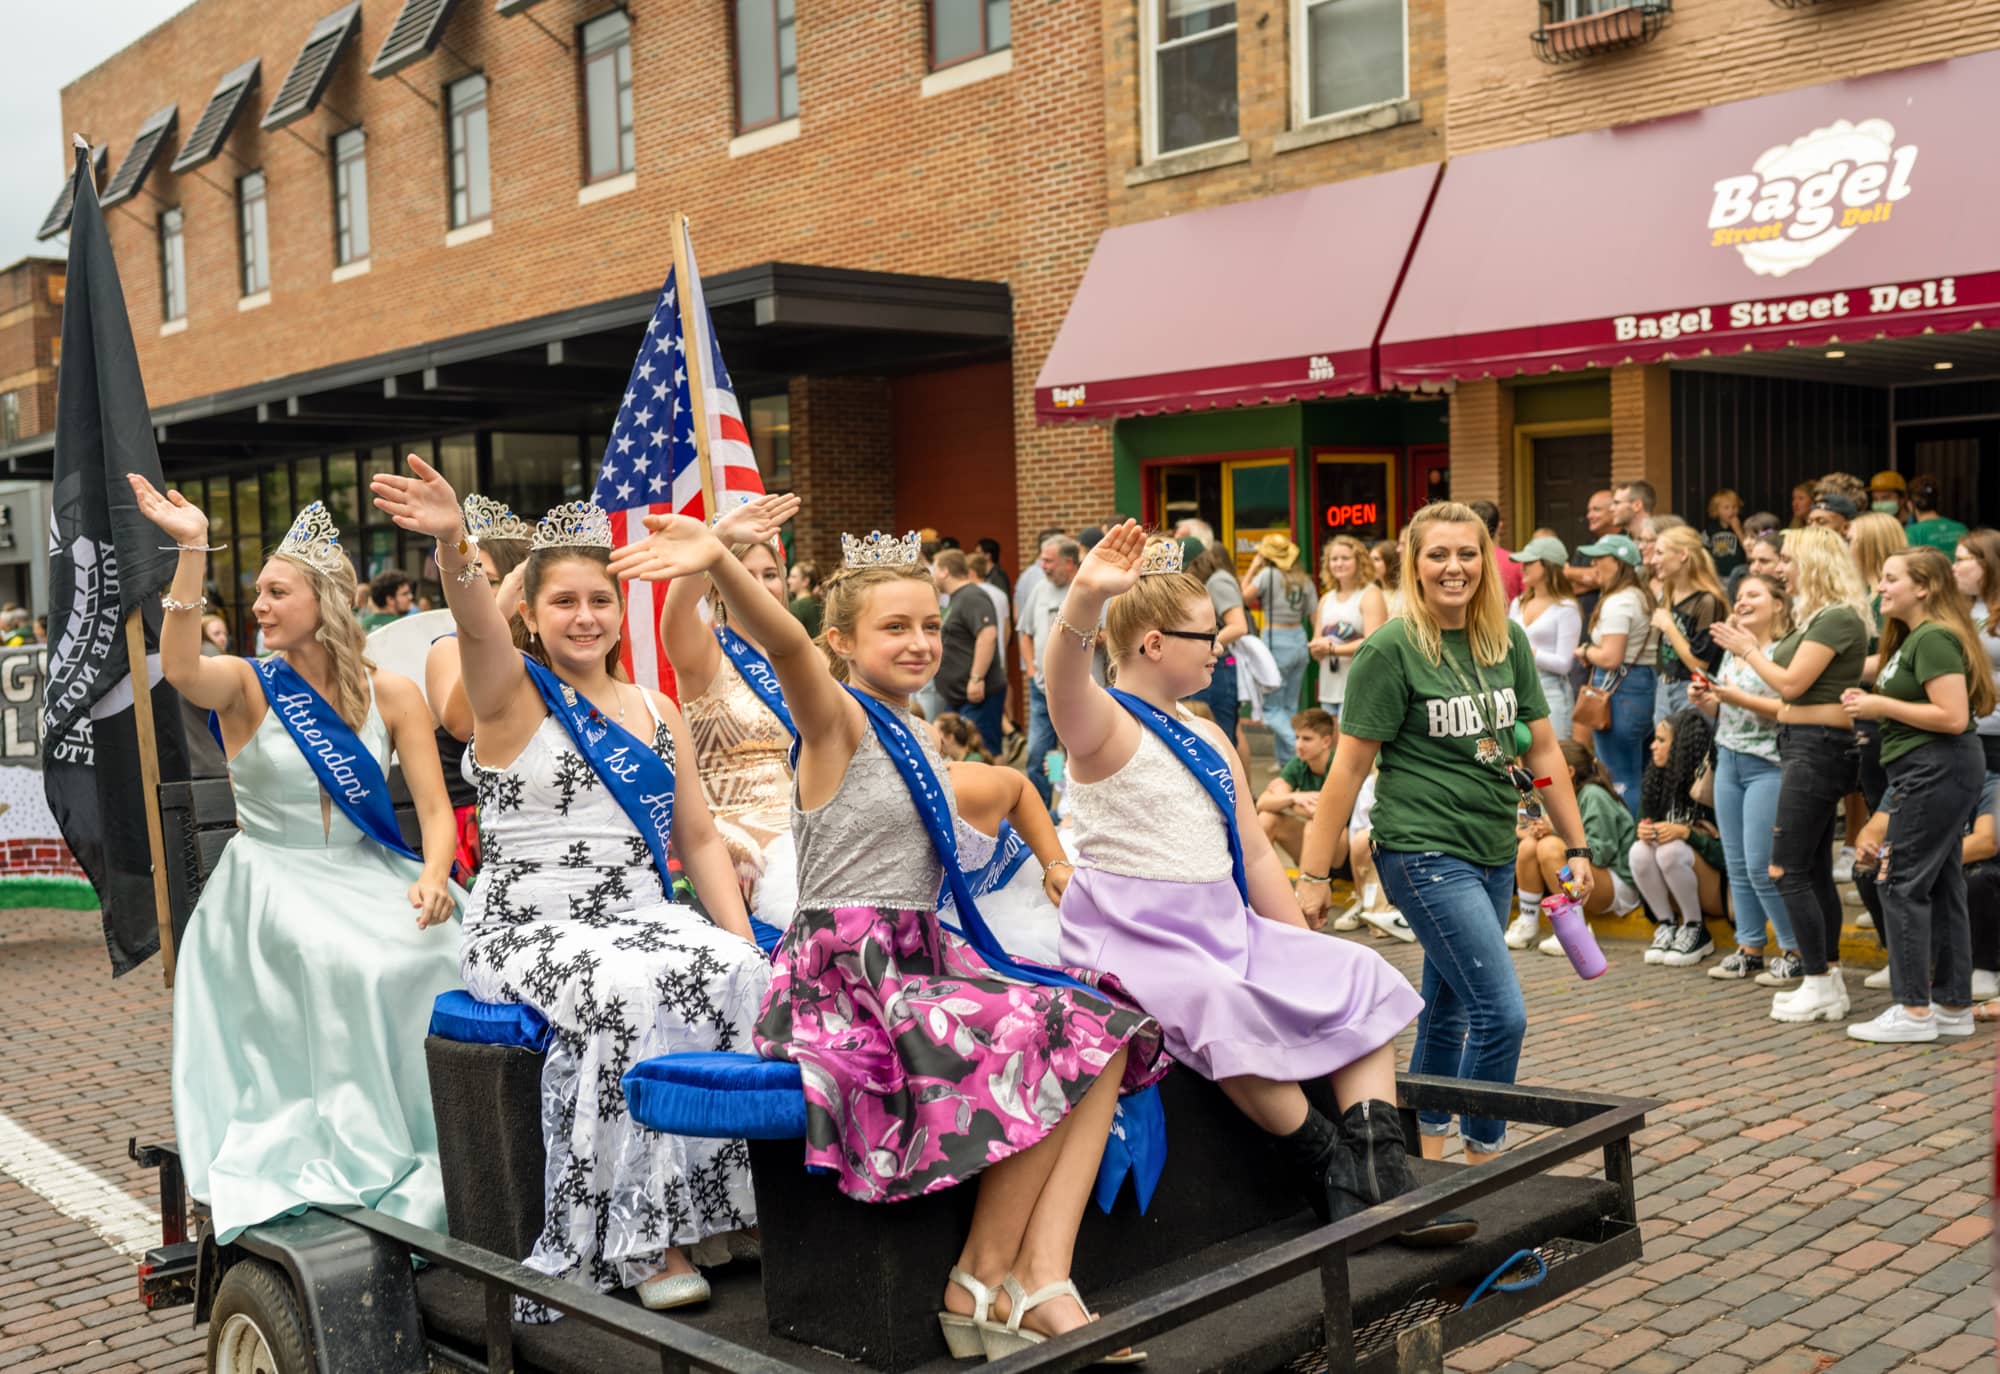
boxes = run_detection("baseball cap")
[1508,535,1569,565]
[1811,492,1859,519]
[1576,534,1641,567]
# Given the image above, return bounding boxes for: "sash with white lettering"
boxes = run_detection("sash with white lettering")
[254,657,420,861]
[850,687,1165,1212]
[521,655,676,893]
[717,627,798,745]
[938,821,1032,931]
[1107,687,1248,903]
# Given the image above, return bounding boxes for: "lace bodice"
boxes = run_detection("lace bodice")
[792,710,950,910]
[465,703,675,929]
[1065,715,1234,884]
[684,650,792,836]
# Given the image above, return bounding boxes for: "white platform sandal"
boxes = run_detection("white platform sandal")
[937,1267,1000,1360]
[978,1275,1147,1365]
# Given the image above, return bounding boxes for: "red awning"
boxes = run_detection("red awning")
[1036,163,1441,422]
[1380,52,2000,389]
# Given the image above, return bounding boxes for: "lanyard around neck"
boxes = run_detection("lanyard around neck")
[1439,637,1513,765]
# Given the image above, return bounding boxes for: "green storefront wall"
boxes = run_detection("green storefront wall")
[1111,396,1449,545]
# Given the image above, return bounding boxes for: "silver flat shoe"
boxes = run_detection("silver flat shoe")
[637,1270,712,1311]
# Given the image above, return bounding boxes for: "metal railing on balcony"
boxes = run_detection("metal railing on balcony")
[1531,1,1672,63]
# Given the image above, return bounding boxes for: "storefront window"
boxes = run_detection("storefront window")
[490,432,586,519]
[326,453,360,526]
[1313,455,1394,549]
[437,434,477,500]
[294,456,324,514]
[207,477,233,539]
[749,393,792,487]
[366,529,397,580]
[235,476,262,541]
[261,466,292,534]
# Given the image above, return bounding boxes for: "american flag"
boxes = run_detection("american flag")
[595,225,765,691]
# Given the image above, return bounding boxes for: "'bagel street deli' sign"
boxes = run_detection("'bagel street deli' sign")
[1379,51,2000,387]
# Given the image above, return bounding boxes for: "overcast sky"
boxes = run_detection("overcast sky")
[0,1,198,268]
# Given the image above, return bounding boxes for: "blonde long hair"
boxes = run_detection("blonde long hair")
[1657,526,1728,605]
[1320,534,1377,595]
[1400,501,1510,667]
[1878,546,1997,720]
[1848,512,1908,590]
[273,552,375,731]
[1783,526,1873,638]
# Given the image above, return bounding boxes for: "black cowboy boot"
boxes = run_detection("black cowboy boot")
[1334,1100,1479,1247]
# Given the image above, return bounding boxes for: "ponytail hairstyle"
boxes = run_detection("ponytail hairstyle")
[522,546,625,677]
[1400,501,1510,667]
[1559,737,1618,799]
[1878,547,1997,721]
[814,562,939,684]
[1639,708,1714,824]
[271,550,375,732]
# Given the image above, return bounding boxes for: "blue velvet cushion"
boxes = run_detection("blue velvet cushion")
[621,1052,806,1140]
[428,991,553,1054]
[748,917,785,957]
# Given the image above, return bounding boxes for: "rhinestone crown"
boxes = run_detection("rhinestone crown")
[1139,537,1186,577]
[463,494,534,544]
[531,501,614,551]
[275,501,350,579]
[841,529,923,570]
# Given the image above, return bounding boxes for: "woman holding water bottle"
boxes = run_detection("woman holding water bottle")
[1297,502,1594,1165]
[1311,535,1388,727]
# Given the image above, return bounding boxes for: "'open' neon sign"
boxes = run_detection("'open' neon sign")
[1325,503,1380,529]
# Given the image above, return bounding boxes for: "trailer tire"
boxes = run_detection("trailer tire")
[207,1258,312,1374]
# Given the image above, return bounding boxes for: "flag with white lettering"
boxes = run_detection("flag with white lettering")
[40,137,190,976]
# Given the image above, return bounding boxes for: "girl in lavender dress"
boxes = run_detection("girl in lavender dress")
[610,508,1168,1362]
[1045,521,1471,1245]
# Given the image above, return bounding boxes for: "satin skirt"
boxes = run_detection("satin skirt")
[170,832,465,1243]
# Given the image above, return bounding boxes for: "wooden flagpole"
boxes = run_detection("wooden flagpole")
[123,609,177,987]
[667,213,718,520]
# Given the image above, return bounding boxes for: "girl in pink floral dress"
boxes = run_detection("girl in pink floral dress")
[611,500,1167,1359]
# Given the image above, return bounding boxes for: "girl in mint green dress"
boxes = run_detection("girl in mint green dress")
[133,478,465,1244]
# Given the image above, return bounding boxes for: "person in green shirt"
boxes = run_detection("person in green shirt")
[1255,707,1333,870]
[1903,475,1969,554]
[1296,501,1593,1165]
[1837,546,1992,1043]
[359,569,412,631]
[1508,738,1639,951]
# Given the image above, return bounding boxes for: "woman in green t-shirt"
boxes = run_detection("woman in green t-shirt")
[1295,501,1592,1165]
[1836,546,1993,1043]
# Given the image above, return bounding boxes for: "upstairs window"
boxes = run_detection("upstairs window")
[931,0,1009,70]
[333,128,370,264]
[1147,1,1237,159]
[1298,0,1406,123]
[734,0,797,132]
[237,172,269,296]
[448,73,491,226]
[582,10,634,181]
[159,207,186,321]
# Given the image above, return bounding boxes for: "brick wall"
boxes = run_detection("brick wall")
[789,374,893,572]
[54,0,1112,573]
[0,837,87,880]
[1610,364,1672,505]
[1444,0,2000,156]
[0,259,63,440]
[1448,378,1511,512]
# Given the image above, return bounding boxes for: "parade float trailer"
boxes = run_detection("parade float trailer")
[138,777,1653,1374]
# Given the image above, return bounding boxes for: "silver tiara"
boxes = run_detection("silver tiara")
[275,501,349,578]
[463,494,534,544]
[1139,538,1185,577]
[531,501,613,551]
[842,530,922,569]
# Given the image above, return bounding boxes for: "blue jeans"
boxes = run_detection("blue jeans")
[1261,627,1309,766]
[1713,746,1794,952]
[1374,847,1525,1153]
[957,693,1005,756]
[1661,677,1691,718]
[1592,665,1656,818]
[1189,656,1239,745]
[1025,680,1057,807]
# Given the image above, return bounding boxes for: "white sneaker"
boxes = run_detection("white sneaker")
[1504,911,1541,950]
[1935,1006,1976,1038]
[1847,1004,1940,1043]
[1853,910,1874,930]
[1538,933,1565,957]
[1331,902,1363,932]
[1642,922,1677,965]
[1864,967,1892,990]
[1362,907,1416,943]
[1973,970,2000,1001]
[1773,975,1847,1023]
[1832,847,1857,883]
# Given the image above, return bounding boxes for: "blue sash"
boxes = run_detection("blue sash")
[717,627,797,745]
[254,657,419,862]
[521,656,676,894]
[847,687,1164,1213]
[1108,688,1248,902]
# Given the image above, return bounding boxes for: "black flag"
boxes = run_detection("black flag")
[42,135,191,977]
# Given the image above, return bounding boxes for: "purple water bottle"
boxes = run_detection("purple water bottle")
[1541,893,1606,981]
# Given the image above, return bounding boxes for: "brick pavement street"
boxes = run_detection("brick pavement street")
[0,902,1991,1373]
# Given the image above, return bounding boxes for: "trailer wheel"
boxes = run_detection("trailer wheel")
[207,1258,312,1374]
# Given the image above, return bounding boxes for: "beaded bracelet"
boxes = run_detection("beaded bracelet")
[1052,611,1098,650]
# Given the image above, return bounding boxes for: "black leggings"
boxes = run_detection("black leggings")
[1771,725,1860,977]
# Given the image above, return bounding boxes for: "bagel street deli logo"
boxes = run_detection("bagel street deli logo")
[1708,118,1918,279]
